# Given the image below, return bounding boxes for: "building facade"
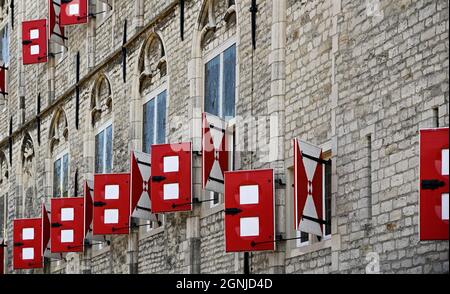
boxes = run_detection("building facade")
[0,0,448,274]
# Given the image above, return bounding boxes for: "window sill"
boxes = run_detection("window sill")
[139,225,164,241]
[288,234,340,259]
[200,203,224,219]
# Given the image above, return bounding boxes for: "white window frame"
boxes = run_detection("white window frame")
[142,85,167,232]
[203,37,237,120]
[95,120,113,174]
[142,84,168,149]
[53,150,70,198]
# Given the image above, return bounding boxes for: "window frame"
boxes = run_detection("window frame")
[0,21,9,66]
[53,150,70,198]
[203,37,237,120]
[142,84,168,152]
[140,84,168,234]
[95,120,113,174]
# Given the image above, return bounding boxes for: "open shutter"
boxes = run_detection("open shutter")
[22,20,48,64]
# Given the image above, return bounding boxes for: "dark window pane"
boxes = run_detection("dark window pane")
[156,91,167,144]
[143,99,155,153]
[53,159,61,198]
[62,154,69,197]
[213,192,220,205]
[105,125,113,173]
[222,45,236,119]
[301,231,309,243]
[205,55,220,117]
[95,130,104,174]
[325,162,332,236]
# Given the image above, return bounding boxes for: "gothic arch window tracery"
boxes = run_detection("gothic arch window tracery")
[138,33,167,95]
[0,151,8,185]
[49,107,69,155]
[21,133,37,218]
[49,108,70,198]
[198,0,236,50]
[91,74,113,128]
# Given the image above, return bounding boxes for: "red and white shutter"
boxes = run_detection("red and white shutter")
[0,239,4,274]
[151,143,192,213]
[130,151,158,221]
[60,0,88,26]
[202,113,229,194]
[294,139,323,237]
[93,174,130,235]
[22,20,48,65]
[13,218,43,270]
[42,204,62,260]
[224,169,275,252]
[420,128,449,240]
[50,198,85,253]
[49,0,66,47]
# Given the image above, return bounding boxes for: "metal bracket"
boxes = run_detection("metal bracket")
[225,208,243,215]
[51,222,63,228]
[421,179,445,190]
[151,176,166,183]
[93,201,107,207]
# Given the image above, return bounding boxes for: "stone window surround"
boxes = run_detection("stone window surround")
[200,36,238,211]
[285,140,341,259]
[52,149,70,198]
[92,119,113,256]
[138,82,168,236]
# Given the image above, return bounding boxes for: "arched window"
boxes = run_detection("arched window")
[91,74,113,174]
[200,0,237,121]
[194,0,238,208]
[138,33,168,154]
[49,107,69,198]
[21,133,37,218]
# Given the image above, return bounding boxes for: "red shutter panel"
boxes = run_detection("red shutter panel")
[0,65,7,95]
[0,239,4,274]
[420,128,449,240]
[151,143,192,213]
[60,0,88,26]
[202,113,229,194]
[93,174,131,235]
[50,198,85,253]
[22,20,48,65]
[224,169,275,252]
[13,218,43,270]
[294,139,323,237]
